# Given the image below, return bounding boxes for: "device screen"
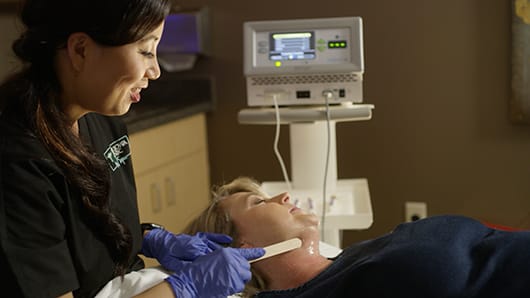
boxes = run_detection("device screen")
[269,31,316,61]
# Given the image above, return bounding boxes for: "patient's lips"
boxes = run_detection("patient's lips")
[290,206,302,214]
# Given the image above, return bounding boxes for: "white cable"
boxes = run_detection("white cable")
[321,90,333,241]
[272,95,292,192]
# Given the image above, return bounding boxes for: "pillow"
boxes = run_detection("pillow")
[96,241,343,298]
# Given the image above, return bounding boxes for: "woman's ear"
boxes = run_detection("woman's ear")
[66,32,90,72]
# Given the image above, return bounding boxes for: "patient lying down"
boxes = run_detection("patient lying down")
[183,176,530,298]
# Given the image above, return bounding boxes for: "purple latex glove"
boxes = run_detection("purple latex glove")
[141,228,233,270]
[165,247,265,298]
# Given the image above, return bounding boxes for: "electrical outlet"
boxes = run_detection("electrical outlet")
[405,201,427,222]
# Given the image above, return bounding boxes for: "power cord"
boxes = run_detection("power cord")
[271,95,292,192]
[320,90,333,241]
[269,90,332,242]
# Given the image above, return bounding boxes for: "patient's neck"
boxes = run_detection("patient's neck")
[253,239,333,291]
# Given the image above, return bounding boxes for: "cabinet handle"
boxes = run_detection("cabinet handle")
[165,177,176,206]
[150,183,162,213]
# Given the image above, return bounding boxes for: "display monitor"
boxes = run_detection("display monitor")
[243,17,364,106]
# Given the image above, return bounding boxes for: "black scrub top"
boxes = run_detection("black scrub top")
[0,110,144,298]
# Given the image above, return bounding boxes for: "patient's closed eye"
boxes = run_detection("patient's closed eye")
[249,195,267,205]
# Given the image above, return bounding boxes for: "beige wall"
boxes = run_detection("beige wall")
[179,0,530,246]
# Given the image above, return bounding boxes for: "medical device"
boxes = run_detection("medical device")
[244,17,363,107]
[239,17,374,247]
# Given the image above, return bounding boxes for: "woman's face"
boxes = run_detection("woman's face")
[219,191,320,248]
[64,22,165,119]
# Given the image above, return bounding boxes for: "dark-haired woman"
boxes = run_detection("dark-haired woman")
[0,1,263,297]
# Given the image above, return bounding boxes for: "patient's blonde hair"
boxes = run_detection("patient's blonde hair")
[182,176,269,297]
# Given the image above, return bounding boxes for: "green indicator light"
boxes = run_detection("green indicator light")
[328,40,347,49]
[275,61,282,67]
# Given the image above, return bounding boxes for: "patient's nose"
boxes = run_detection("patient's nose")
[270,192,290,204]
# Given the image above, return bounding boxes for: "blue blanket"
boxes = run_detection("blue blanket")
[256,215,530,298]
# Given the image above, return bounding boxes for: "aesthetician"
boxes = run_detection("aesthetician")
[0,0,264,297]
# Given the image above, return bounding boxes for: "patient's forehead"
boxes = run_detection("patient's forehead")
[218,192,252,208]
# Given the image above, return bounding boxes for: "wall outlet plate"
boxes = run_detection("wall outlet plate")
[405,201,427,222]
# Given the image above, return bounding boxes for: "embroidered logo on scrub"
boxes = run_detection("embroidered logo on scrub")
[104,135,131,171]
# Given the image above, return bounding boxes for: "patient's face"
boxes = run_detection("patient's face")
[219,191,319,247]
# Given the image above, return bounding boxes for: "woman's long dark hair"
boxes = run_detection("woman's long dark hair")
[0,0,171,276]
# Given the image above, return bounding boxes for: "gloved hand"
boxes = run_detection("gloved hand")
[141,228,233,270]
[165,246,265,298]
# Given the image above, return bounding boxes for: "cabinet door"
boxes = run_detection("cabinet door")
[130,114,211,267]
[136,151,210,267]
[135,150,211,233]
